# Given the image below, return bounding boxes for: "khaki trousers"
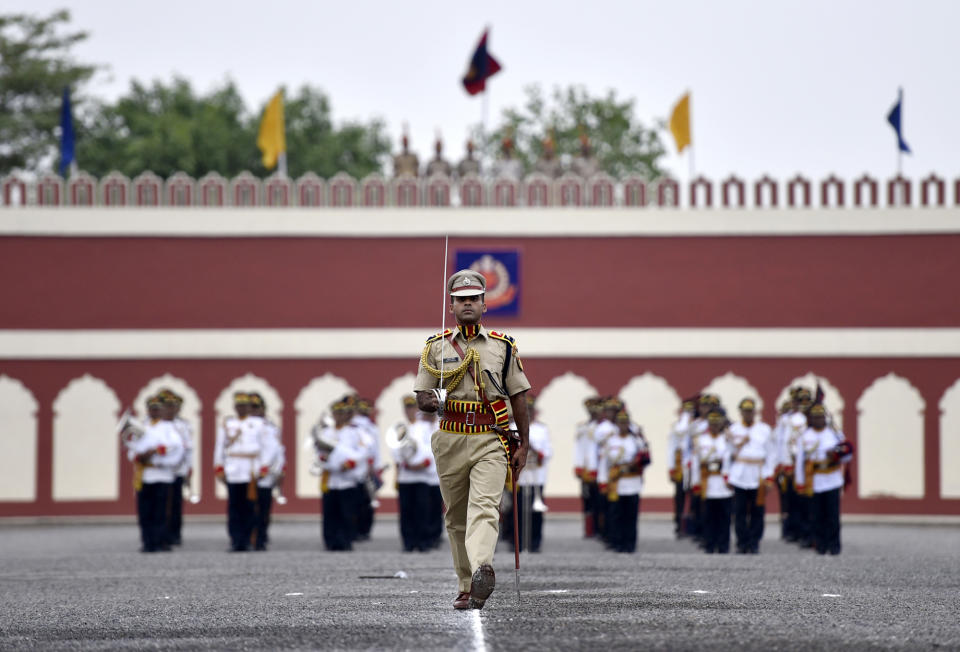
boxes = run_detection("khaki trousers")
[431,429,508,592]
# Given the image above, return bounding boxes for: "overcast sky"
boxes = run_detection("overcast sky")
[11,0,960,183]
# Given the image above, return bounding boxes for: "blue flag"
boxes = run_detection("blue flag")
[886,88,910,154]
[59,86,76,175]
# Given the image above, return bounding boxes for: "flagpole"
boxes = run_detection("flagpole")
[482,87,490,171]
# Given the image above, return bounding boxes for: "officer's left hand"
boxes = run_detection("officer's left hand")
[512,440,528,476]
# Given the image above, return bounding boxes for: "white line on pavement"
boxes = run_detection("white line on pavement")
[822,594,841,598]
[691,590,711,594]
[285,592,303,596]
[471,610,487,652]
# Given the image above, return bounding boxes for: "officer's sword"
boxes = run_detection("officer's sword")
[432,235,449,415]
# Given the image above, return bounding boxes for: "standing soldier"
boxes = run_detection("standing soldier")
[534,135,563,179]
[598,409,651,553]
[691,408,734,554]
[512,394,552,553]
[250,393,284,551]
[667,397,696,539]
[781,387,814,545]
[592,397,621,546]
[160,390,193,547]
[415,269,531,611]
[571,131,601,179]
[213,392,263,552]
[126,394,184,553]
[686,394,716,541]
[457,139,481,179]
[795,403,854,555]
[389,395,434,552]
[351,397,381,542]
[313,398,368,551]
[393,130,419,177]
[425,135,453,177]
[573,397,601,538]
[773,397,795,540]
[727,398,777,554]
[493,134,524,181]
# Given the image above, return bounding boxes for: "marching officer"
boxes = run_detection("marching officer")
[691,408,733,554]
[727,398,777,553]
[795,403,854,555]
[213,392,263,552]
[126,394,184,553]
[415,269,531,611]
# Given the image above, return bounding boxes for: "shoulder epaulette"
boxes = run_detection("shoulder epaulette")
[488,331,516,347]
[425,329,452,345]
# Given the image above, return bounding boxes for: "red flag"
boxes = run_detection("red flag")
[462,29,502,95]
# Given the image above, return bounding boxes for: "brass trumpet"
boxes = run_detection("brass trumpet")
[116,408,144,446]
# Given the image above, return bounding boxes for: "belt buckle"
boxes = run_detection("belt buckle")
[465,411,476,426]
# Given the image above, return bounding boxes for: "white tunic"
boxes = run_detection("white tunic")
[667,412,692,480]
[597,433,646,496]
[213,415,264,484]
[795,426,851,494]
[690,432,733,499]
[391,418,436,485]
[127,419,184,484]
[256,418,285,489]
[573,419,598,480]
[171,417,194,479]
[518,420,552,488]
[591,420,618,478]
[316,425,368,490]
[778,411,808,469]
[727,420,777,489]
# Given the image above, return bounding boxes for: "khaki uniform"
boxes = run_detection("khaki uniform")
[415,325,530,592]
[394,152,419,177]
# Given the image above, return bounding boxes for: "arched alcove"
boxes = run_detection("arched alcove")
[374,372,418,499]
[133,374,203,500]
[0,375,39,501]
[293,374,355,499]
[777,373,845,429]
[938,378,960,498]
[213,374,283,499]
[857,373,924,498]
[702,371,764,415]
[619,372,682,498]
[52,374,121,501]
[535,372,599,498]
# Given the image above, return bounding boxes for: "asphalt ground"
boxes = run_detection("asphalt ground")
[1,514,958,651]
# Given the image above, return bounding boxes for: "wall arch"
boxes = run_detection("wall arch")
[133,374,203,500]
[619,372,681,498]
[52,374,122,501]
[857,373,924,498]
[938,378,960,499]
[702,371,763,415]
[0,375,39,501]
[777,373,845,429]
[374,372,418,499]
[535,372,598,499]
[293,374,355,499]
[213,373,283,499]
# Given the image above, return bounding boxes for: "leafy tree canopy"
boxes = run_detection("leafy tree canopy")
[482,84,667,179]
[0,9,97,174]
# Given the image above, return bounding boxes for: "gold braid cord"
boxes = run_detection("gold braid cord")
[420,345,481,394]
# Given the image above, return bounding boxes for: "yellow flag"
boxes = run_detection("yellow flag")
[669,92,691,154]
[257,91,286,170]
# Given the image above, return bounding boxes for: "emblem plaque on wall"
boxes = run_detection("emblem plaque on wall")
[454,250,520,317]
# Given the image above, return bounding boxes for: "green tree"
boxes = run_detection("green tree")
[482,84,667,179]
[0,10,98,174]
[78,77,257,179]
[280,85,391,180]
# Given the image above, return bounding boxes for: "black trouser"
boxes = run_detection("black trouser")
[733,487,765,552]
[356,484,374,539]
[778,476,793,539]
[226,482,255,550]
[703,496,732,553]
[426,485,444,546]
[322,486,359,551]
[167,476,184,544]
[513,485,544,552]
[685,494,703,538]
[610,494,639,553]
[793,494,813,545]
[812,487,841,554]
[254,486,273,549]
[672,481,686,535]
[581,481,599,537]
[596,493,609,541]
[398,482,432,551]
[137,482,170,552]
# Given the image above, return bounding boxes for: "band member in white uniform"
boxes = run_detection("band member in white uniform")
[727,398,777,554]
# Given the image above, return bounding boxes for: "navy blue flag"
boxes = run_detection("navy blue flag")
[462,29,502,96]
[454,250,520,317]
[886,88,911,154]
[59,87,76,175]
